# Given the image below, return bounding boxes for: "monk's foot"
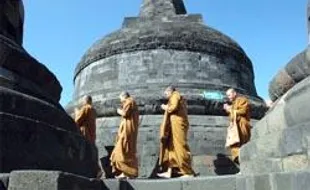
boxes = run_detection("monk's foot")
[178,174,194,178]
[115,173,129,179]
[157,171,171,179]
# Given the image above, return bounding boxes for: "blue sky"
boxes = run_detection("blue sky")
[22,0,308,106]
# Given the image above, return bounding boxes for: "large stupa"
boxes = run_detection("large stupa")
[68,0,266,177]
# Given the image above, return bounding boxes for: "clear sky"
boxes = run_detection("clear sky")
[22,0,308,106]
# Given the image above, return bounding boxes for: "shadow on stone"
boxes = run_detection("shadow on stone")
[100,146,115,178]
[213,154,239,175]
[120,180,134,190]
[0,183,7,190]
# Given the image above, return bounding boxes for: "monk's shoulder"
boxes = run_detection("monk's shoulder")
[236,96,249,104]
[125,97,135,107]
[172,91,181,99]
[84,104,96,114]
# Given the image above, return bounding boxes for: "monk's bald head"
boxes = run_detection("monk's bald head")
[226,88,237,102]
[119,91,130,102]
[83,95,92,105]
[164,85,176,98]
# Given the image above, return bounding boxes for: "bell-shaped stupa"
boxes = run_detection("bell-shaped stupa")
[68,0,266,177]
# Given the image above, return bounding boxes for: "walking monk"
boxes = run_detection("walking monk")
[75,95,97,144]
[223,88,251,165]
[157,86,195,178]
[110,92,139,179]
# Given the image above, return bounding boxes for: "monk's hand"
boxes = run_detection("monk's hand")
[117,108,123,115]
[223,104,231,112]
[161,104,167,110]
[74,108,79,115]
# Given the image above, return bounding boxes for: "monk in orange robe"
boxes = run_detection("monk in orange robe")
[224,88,251,164]
[75,96,104,178]
[157,86,195,178]
[110,92,139,179]
[75,95,97,144]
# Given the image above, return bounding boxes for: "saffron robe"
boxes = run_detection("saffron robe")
[75,103,96,144]
[227,96,251,161]
[110,97,139,177]
[159,91,195,175]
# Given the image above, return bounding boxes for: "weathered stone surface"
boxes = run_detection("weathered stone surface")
[125,179,183,190]
[241,75,310,175]
[8,171,104,190]
[0,174,9,190]
[101,179,122,190]
[0,86,76,132]
[0,111,98,177]
[0,0,24,45]
[269,48,310,101]
[70,49,266,119]
[282,155,309,172]
[6,170,310,190]
[0,0,100,178]
[182,176,236,190]
[253,174,273,190]
[283,76,310,128]
[236,175,255,190]
[0,35,62,103]
[240,158,283,175]
[139,0,187,18]
[271,172,295,190]
[270,171,310,190]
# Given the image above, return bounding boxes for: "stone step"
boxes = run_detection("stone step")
[7,171,103,190]
[3,170,310,190]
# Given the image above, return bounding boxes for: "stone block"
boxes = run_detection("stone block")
[8,171,104,190]
[101,179,120,190]
[252,117,268,139]
[265,101,287,133]
[236,175,255,190]
[293,170,310,190]
[283,76,310,128]
[306,136,310,157]
[240,141,258,163]
[253,174,272,190]
[240,158,283,175]
[270,172,295,190]
[254,131,283,158]
[123,179,182,190]
[0,113,98,178]
[281,128,303,156]
[0,87,77,132]
[300,124,310,150]
[0,174,9,190]
[282,154,308,172]
[0,39,62,102]
[182,176,236,190]
[269,68,295,101]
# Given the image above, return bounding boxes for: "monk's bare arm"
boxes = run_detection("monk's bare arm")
[119,102,132,117]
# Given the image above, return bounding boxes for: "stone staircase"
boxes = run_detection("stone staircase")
[2,170,310,190]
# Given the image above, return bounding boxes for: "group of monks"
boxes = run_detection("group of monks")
[74,87,251,179]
